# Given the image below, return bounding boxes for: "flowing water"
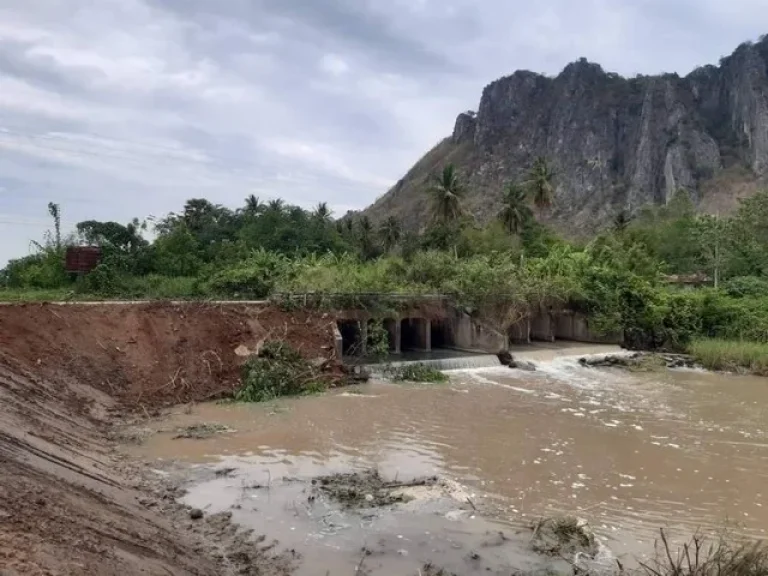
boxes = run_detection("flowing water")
[130,344,768,574]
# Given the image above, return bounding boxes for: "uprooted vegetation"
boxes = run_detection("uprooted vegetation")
[530,516,599,559]
[383,363,448,383]
[236,341,336,402]
[310,469,439,509]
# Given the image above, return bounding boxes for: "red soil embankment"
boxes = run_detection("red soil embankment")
[0,302,338,410]
[0,302,338,575]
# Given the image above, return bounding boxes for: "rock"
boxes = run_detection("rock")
[234,345,251,357]
[359,37,768,234]
[497,351,514,366]
[189,508,204,520]
[512,360,537,372]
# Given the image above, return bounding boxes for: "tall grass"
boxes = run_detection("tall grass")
[689,339,768,376]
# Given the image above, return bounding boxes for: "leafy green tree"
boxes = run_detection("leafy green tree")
[76,220,147,252]
[692,214,729,288]
[498,183,532,235]
[153,224,202,277]
[525,157,556,213]
[378,216,401,253]
[429,164,465,224]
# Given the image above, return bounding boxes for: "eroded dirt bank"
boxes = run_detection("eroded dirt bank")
[0,302,338,575]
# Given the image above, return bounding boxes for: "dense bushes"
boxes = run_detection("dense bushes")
[4,190,768,364]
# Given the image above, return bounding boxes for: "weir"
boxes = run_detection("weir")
[367,353,502,372]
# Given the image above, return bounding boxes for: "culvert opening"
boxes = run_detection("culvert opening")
[337,320,363,356]
[400,318,428,351]
[430,319,454,349]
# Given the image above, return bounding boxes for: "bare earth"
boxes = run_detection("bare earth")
[0,302,337,575]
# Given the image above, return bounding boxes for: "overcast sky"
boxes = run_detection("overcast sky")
[0,0,766,265]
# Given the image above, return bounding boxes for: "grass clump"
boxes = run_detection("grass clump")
[689,339,768,376]
[640,529,768,576]
[384,363,448,383]
[235,341,330,403]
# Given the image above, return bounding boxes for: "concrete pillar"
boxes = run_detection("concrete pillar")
[333,325,343,359]
[394,320,402,354]
[360,320,368,356]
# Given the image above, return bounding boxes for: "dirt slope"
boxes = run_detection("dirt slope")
[0,303,337,575]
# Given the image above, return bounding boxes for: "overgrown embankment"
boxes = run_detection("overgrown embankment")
[689,339,768,376]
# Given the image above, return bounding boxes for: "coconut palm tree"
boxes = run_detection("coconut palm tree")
[613,209,632,233]
[497,182,532,235]
[525,157,556,214]
[244,194,263,217]
[378,216,401,252]
[358,216,374,242]
[266,198,284,213]
[313,202,332,223]
[429,164,465,224]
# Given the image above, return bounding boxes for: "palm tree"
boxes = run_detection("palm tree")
[314,202,332,223]
[266,198,284,213]
[613,210,632,233]
[358,216,374,243]
[244,194,263,217]
[429,164,465,224]
[497,183,532,235]
[525,157,556,214]
[378,216,401,252]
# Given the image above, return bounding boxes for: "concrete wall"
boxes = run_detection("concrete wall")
[530,313,555,342]
[554,311,622,344]
[451,312,508,353]
[509,318,530,344]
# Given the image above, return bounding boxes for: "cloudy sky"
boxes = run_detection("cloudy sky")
[0,0,765,264]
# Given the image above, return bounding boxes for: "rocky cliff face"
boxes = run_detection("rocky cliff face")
[363,37,768,233]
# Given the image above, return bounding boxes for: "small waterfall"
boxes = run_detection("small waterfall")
[367,354,502,372]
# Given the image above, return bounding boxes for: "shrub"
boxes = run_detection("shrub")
[207,249,292,299]
[235,341,329,402]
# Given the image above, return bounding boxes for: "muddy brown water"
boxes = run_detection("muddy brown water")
[129,344,768,575]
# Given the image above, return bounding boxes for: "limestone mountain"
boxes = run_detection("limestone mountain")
[362,36,768,233]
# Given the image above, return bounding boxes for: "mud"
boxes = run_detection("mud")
[173,423,233,440]
[311,469,440,508]
[0,302,337,575]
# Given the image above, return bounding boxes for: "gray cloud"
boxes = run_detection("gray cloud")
[0,0,766,265]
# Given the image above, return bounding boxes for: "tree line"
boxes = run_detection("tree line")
[3,159,768,361]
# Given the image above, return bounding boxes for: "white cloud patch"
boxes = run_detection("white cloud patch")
[1,0,767,264]
[320,53,350,76]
